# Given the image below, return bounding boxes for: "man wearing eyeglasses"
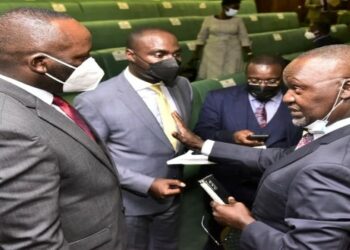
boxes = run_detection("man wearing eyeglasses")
[172,45,350,249]
[194,55,302,249]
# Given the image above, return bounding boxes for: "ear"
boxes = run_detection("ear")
[28,53,49,74]
[125,48,136,62]
[340,79,350,100]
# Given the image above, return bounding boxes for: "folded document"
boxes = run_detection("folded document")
[167,150,216,165]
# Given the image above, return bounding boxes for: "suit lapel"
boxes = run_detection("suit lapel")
[231,88,249,130]
[115,75,174,150]
[259,125,350,189]
[0,78,117,176]
[36,100,117,175]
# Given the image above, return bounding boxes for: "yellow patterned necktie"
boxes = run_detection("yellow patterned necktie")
[150,84,178,150]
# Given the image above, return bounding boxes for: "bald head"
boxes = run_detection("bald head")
[0,8,93,93]
[284,45,350,81]
[0,8,85,61]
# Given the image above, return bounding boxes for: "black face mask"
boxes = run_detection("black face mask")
[132,56,180,86]
[247,84,280,102]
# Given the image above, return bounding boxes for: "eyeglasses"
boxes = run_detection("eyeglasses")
[201,215,221,246]
[247,78,281,87]
[201,215,241,249]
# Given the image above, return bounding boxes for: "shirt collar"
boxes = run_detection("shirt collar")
[325,117,350,134]
[0,74,54,105]
[124,66,164,91]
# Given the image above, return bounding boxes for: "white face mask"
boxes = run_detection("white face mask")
[225,8,238,17]
[43,53,104,93]
[304,31,316,40]
[306,79,346,134]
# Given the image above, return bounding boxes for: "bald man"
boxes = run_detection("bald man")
[172,44,350,249]
[0,8,126,250]
[75,28,192,250]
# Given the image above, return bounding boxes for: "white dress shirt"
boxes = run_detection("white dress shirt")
[248,91,283,123]
[0,74,70,118]
[124,67,179,129]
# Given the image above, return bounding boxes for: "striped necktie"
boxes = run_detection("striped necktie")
[295,132,314,150]
[150,84,178,150]
[255,102,267,128]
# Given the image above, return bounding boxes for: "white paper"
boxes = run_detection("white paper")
[167,150,215,165]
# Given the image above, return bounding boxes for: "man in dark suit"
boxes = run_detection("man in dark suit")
[194,55,302,249]
[0,8,126,250]
[304,21,342,48]
[75,28,192,250]
[172,44,350,249]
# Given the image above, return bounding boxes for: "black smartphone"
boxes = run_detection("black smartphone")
[247,134,269,141]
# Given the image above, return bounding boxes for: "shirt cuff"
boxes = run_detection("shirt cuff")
[201,140,215,155]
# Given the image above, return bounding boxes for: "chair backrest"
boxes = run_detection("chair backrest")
[84,16,204,50]
[249,27,314,57]
[241,12,299,34]
[189,72,247,129]
[157,1,220,17]
[79,1,160,21]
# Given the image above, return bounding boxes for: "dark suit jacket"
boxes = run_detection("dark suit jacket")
[313,34,342,48]
[210,125,350,249]
[0,79,126,250]
[194,85,302,206]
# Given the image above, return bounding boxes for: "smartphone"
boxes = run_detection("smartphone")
[247,134,269,141]
[198,174,230,205]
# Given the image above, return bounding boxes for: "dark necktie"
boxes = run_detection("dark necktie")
[255,102,267,128]
[53,96,95,141]
[295,132,314,150]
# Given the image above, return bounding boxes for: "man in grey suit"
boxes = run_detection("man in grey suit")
[75,28,192,250]
[0,8,126,250]
[171,44,350,249]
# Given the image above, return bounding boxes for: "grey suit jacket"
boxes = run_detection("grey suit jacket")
[0,79,126,250]
[74,72,192,216]
[209,126,350,249]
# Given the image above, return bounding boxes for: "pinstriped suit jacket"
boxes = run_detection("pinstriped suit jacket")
[0,79,126,250]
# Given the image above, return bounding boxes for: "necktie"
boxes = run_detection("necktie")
[53,96,95,141]
[150,84,178,150]
[295,132,314,150]
[255,102,267,128]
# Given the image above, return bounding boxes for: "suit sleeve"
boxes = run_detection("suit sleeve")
[194,92,236,142]
[0,132,69,250]
[209,141,288,173]
[74,95,155,195]
[240,163,350,249]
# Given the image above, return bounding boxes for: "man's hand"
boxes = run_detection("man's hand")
[211,197,255,230]
[171,112,204,151]
[149,178,186,199]
[233,130,265,147]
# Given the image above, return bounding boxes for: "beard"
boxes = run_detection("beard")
[292,116,308,127]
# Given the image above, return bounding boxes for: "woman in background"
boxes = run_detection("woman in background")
[193,0,251,80]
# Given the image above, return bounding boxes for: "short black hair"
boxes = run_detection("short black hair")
[126,27,176,50]
[247,54,287,70]
[221,0,241,6]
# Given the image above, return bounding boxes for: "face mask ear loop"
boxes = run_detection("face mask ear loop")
[39,53,77,70]
[323,79,347,122]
